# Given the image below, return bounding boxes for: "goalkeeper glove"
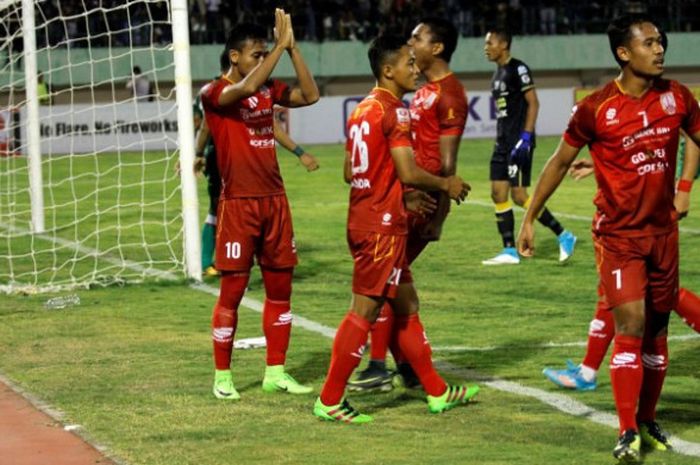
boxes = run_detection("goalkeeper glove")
[509,131,533,166]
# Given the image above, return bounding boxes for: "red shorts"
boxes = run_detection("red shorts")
[594,229,679,312]
[216,195,298,272]
[347,230,410,299]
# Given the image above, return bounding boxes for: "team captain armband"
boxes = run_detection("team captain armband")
[677,179,693,193]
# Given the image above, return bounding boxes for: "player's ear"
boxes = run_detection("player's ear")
[432,42,444,58]
[383,63,394,81]
[229,50,239,67]
[616,46,631,65]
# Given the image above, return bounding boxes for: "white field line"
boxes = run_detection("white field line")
[195,280,700,459]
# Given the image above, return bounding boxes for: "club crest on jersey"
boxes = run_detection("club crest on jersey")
[605,107,619,126]
[396,107,410,124]
[660,92,676,115]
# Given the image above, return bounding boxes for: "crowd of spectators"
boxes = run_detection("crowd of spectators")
[0,0,699,53]
[191,0,700,44]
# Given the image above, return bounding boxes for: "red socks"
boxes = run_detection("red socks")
[637,336,668,423]
[610,335,643,433]
[263,298,292,366]
[320,312,371,406]
[582,299,615,370]
[261,268,294,366]
[394,314,446,397]
[212,303,238,370]
[211,273,249,370]
[677,287,700,333]
[369,303,393,360]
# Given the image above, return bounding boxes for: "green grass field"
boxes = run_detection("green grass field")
[1,137,699,465]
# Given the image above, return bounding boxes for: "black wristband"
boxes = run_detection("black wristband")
[292,146,305,157]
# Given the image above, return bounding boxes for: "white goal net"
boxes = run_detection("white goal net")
[0,0,200,294]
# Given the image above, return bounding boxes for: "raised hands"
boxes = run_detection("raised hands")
[273,8,294,50]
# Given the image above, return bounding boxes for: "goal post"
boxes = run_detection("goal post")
[0,0,202,294]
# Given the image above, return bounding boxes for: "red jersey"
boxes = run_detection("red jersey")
[346,88,413,235]
[409,73,468,175]
[564,79,700,237]
[200,77,289,199]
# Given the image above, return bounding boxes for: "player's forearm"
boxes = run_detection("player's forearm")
[679,135,700,183]
[523,91,539,133]
[400,165,450,193]
[273,121,296,151]
[439,135,460,176]
[523,102,538,133]
[195,119,210,155]
[288,47,320,105]
[218,45,286,106]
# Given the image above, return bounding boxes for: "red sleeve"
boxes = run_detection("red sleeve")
[200,79,226,112]
[270,79,290,104]
[384,106,413,149]
[436,86,468,136]
[680,84,700,135]
[563,99,596,148]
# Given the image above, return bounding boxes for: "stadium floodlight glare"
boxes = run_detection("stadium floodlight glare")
[0,0,201,293]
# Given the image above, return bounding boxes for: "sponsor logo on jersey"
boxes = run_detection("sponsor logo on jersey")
[245,96,259,109]
[249,138,275,148]
[396,107,410,123]
[660,92,677,115]
[351,178,371,189]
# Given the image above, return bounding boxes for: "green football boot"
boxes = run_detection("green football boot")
[640,421,672,451]
[427,384,480,413]
[613,429,641,464]
[313,397,373,424]
[212,370,240,400]
[262,365,313,394]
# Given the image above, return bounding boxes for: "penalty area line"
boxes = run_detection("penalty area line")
[192,281,700,459]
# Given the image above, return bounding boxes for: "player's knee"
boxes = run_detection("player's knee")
[218,272,249,309]
[261,267,293,301]
[511,191,528,206]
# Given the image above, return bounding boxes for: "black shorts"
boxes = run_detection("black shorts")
[489,148,532,187]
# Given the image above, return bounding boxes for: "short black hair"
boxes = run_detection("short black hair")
[220,50,230,72]
[418,17,458,62]
[368,34,408,80]
[225,23,267,53]
[133,66,141,74]
[607,15,663,67]
[487,28,512,50]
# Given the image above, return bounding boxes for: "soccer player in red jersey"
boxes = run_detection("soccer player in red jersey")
[313,35,478,423]
[348,18,469,393]
[517,15,700,463]
[200,10,320,401]
[543,138,700,391]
